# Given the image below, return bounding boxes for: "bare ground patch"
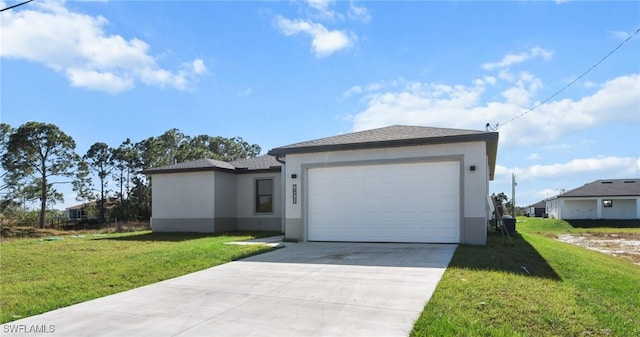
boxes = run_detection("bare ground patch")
[556,233,640,265]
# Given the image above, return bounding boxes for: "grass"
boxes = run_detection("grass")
[412,217,640,337]
[0,230,280,323]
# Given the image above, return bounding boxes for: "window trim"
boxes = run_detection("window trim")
[255,178,274,214]
[603,199,613,208]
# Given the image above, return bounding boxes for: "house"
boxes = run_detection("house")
[141,155,283,232]
[64,198,121,220]
[527,200,546,217]
[144,125,499,245]
[545,179,640,220]
[65,203,87,221]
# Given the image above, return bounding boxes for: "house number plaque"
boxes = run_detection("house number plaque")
[292,184,297,204]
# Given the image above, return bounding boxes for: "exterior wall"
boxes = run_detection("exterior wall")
[282,142,490,244]
[547,197,639,220]
[563,199,597,219]
[214,171,238,231]
[150,169,283,233]
[151,218,215,232]
[236,172,283,231]
[599,198,637,219]
[546,199,561,219]
[151,171,216,232]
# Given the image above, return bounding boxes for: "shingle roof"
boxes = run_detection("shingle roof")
[230,155,282,170]
[141,156,281,175]
[528,200,546,208]
[557,179,640,198]
[268,125,497,155]
[141,158,234,174]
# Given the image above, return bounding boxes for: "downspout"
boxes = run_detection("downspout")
[274,154,287,237]
[274,154,286,165]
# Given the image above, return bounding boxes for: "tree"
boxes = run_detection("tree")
[112,138,139,223]
[491,192,509,217]
[0,123,13,190]
[2,122,78,228]
[179,135,261,162]
[81,142,114,223]
[0,123,11,155]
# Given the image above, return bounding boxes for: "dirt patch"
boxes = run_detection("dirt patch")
[0,223,151,242]
[556,233,640,265]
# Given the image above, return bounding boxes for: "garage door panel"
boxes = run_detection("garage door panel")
[307,161,460,243]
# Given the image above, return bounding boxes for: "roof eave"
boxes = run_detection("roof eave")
[557,194,640,198]
[486,136,499,181]
[140,166,235,175]
[268,132,499,156]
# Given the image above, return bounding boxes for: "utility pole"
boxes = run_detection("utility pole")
[511,173,517,217]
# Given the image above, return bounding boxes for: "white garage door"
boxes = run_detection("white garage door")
[307,161,460,243]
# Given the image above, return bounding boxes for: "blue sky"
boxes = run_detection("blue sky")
[1,0,639,210]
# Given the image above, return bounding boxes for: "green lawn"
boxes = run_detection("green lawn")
[412,217,640,337]
[0,231,279,323]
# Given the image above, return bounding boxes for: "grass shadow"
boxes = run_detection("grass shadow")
[449,231,561,280]
[565,219,640,228]
[95,231,283,242]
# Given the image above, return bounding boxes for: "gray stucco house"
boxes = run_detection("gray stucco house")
[546,179,640,220]
[143,125,499,245]
[142,156,283,232]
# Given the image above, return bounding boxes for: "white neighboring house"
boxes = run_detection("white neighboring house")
[545,179,640,220]
[143,125,499,245]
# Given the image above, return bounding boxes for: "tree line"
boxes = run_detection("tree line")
[0,121,261,228]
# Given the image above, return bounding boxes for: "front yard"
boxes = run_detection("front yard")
[0,231,278,324]
[412,217,640,337]
[2,219,639,336]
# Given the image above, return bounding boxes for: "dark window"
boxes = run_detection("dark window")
[256,179,273,213]
[603,200,613,208]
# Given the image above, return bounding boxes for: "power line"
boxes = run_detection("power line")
[497,27,640,127]
[0,0,34,13]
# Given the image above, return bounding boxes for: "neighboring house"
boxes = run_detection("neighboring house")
[527,201,546,217]
[65,203,87,220]
[64,198,121,220]
[141,155,283,232]
[545,179,640,220]
[144,125,499,245]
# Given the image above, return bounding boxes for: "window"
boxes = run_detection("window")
[603,199,613,208]
[256,178,273,213]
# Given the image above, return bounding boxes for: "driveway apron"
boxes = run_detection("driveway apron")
[1,242,456,337]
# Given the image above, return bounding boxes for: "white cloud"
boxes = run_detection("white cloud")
[275,16,353,57]
[237,88,253,97]
[525,157,634,178]
[307,0,332,13]
[611,30,632,40]
[275,0,367,57]
[349,73,640,147]
[348,1,371,23]
[496,156,639,183]
[500,71,543,106]
[482,46,553,70]
[66,68,134,94]
[0,0,206,93]
[191,59,207,75]
[343,85,363,97]
[306,0,339,21]
[525,153,541,161]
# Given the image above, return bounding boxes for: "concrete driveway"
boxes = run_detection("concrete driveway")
[1,242,456,337]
